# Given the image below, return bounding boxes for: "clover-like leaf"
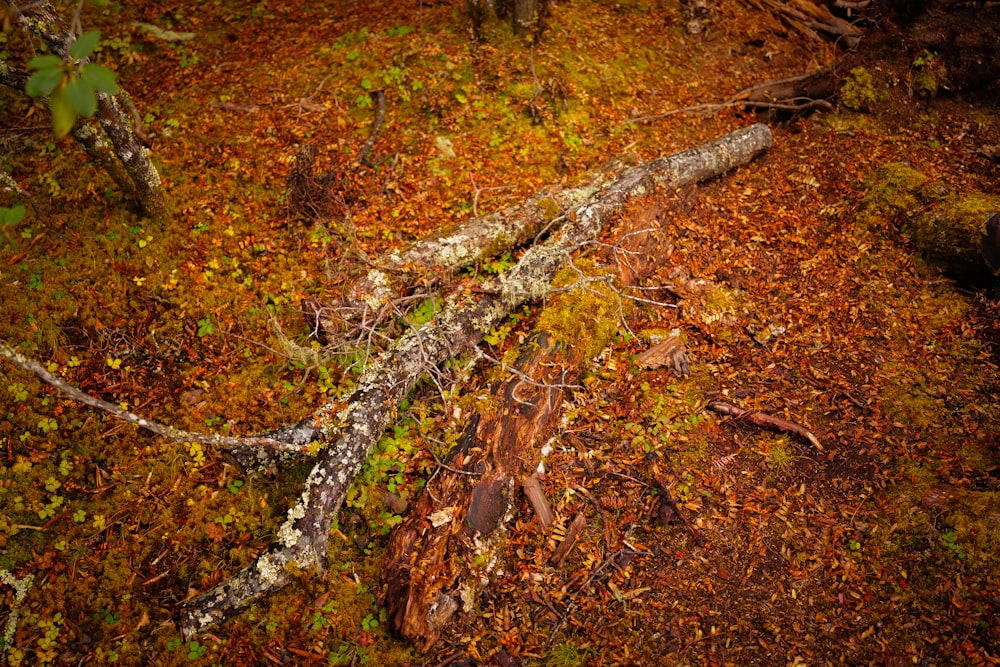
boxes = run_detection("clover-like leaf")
[69,30,101,60]
[80,64,118,95]
[26,67,65,98]
[0,205,26,225]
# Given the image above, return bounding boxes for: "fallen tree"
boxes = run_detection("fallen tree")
[0,124,773,637]
[178,123,772,637]
[381,195,687,650]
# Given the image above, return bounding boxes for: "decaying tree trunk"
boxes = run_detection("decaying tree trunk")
[380,194,686,650]
[178,124,773,637]
[863,162,1000,280]
[12,1,167,220]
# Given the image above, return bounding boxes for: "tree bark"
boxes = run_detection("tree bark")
[12,1,167,220]
[171,124,772,638]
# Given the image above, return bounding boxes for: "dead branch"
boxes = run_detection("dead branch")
[0,342,308,455]
[706,398,823,450]
[550,512,587,567]
[623,67,835,126]
[171,124,772,638]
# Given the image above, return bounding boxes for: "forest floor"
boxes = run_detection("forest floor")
[1,1,998,665]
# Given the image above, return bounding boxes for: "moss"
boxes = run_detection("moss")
[912,69,938,98]
[862,162,929,219]
[839,66,881,112]
[904,192,1000,271]
[535,259,626,361]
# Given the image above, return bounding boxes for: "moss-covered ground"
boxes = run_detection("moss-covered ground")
[1,1,998,664]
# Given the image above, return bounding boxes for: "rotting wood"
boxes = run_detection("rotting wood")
[382,324,592,652]
[550,512,587,567]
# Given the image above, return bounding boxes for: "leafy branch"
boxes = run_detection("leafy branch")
[25,30,118,137]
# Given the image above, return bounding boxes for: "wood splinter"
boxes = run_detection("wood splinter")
[707,399,823,451]
[550,512,587,567]
[523,472,554,531]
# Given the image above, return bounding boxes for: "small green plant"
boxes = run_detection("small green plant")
[0,205,25,225]
[197,315,214,337]
[940,530,967,561]
[186,640,207,660]
[405,298,440,327]
[25,30,119,137]
[547,641,586,667]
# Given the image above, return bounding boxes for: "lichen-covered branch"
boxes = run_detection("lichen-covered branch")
[179,124,772,637]
[0,341,308,454]
[334,159,624,325]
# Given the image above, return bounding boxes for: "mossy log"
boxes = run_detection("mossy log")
[864,162,1000,280]
[172,124,772,638]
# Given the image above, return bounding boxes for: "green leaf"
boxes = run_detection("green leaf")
[27,54,64,70]
[80,64,118,94]
[0,205,26,225]
[49,92,78,138]
[69,30,101,60]
[25,67,65,98]
[65,77,97,116]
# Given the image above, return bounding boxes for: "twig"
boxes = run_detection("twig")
[707,398,823,451]
[0,341,308,454]
[468,173,516,217]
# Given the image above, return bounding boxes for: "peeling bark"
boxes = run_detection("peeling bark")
[175,124,771,637]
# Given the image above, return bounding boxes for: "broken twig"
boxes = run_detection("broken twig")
[706,399,823,451]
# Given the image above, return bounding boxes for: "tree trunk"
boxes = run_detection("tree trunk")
[12,1,167,220]
[179,124,772,637]
[512,0,539,36]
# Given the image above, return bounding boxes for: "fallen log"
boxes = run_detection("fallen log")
[126,124,768,638]
[380,202,668,650]
[228,124,773,475]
